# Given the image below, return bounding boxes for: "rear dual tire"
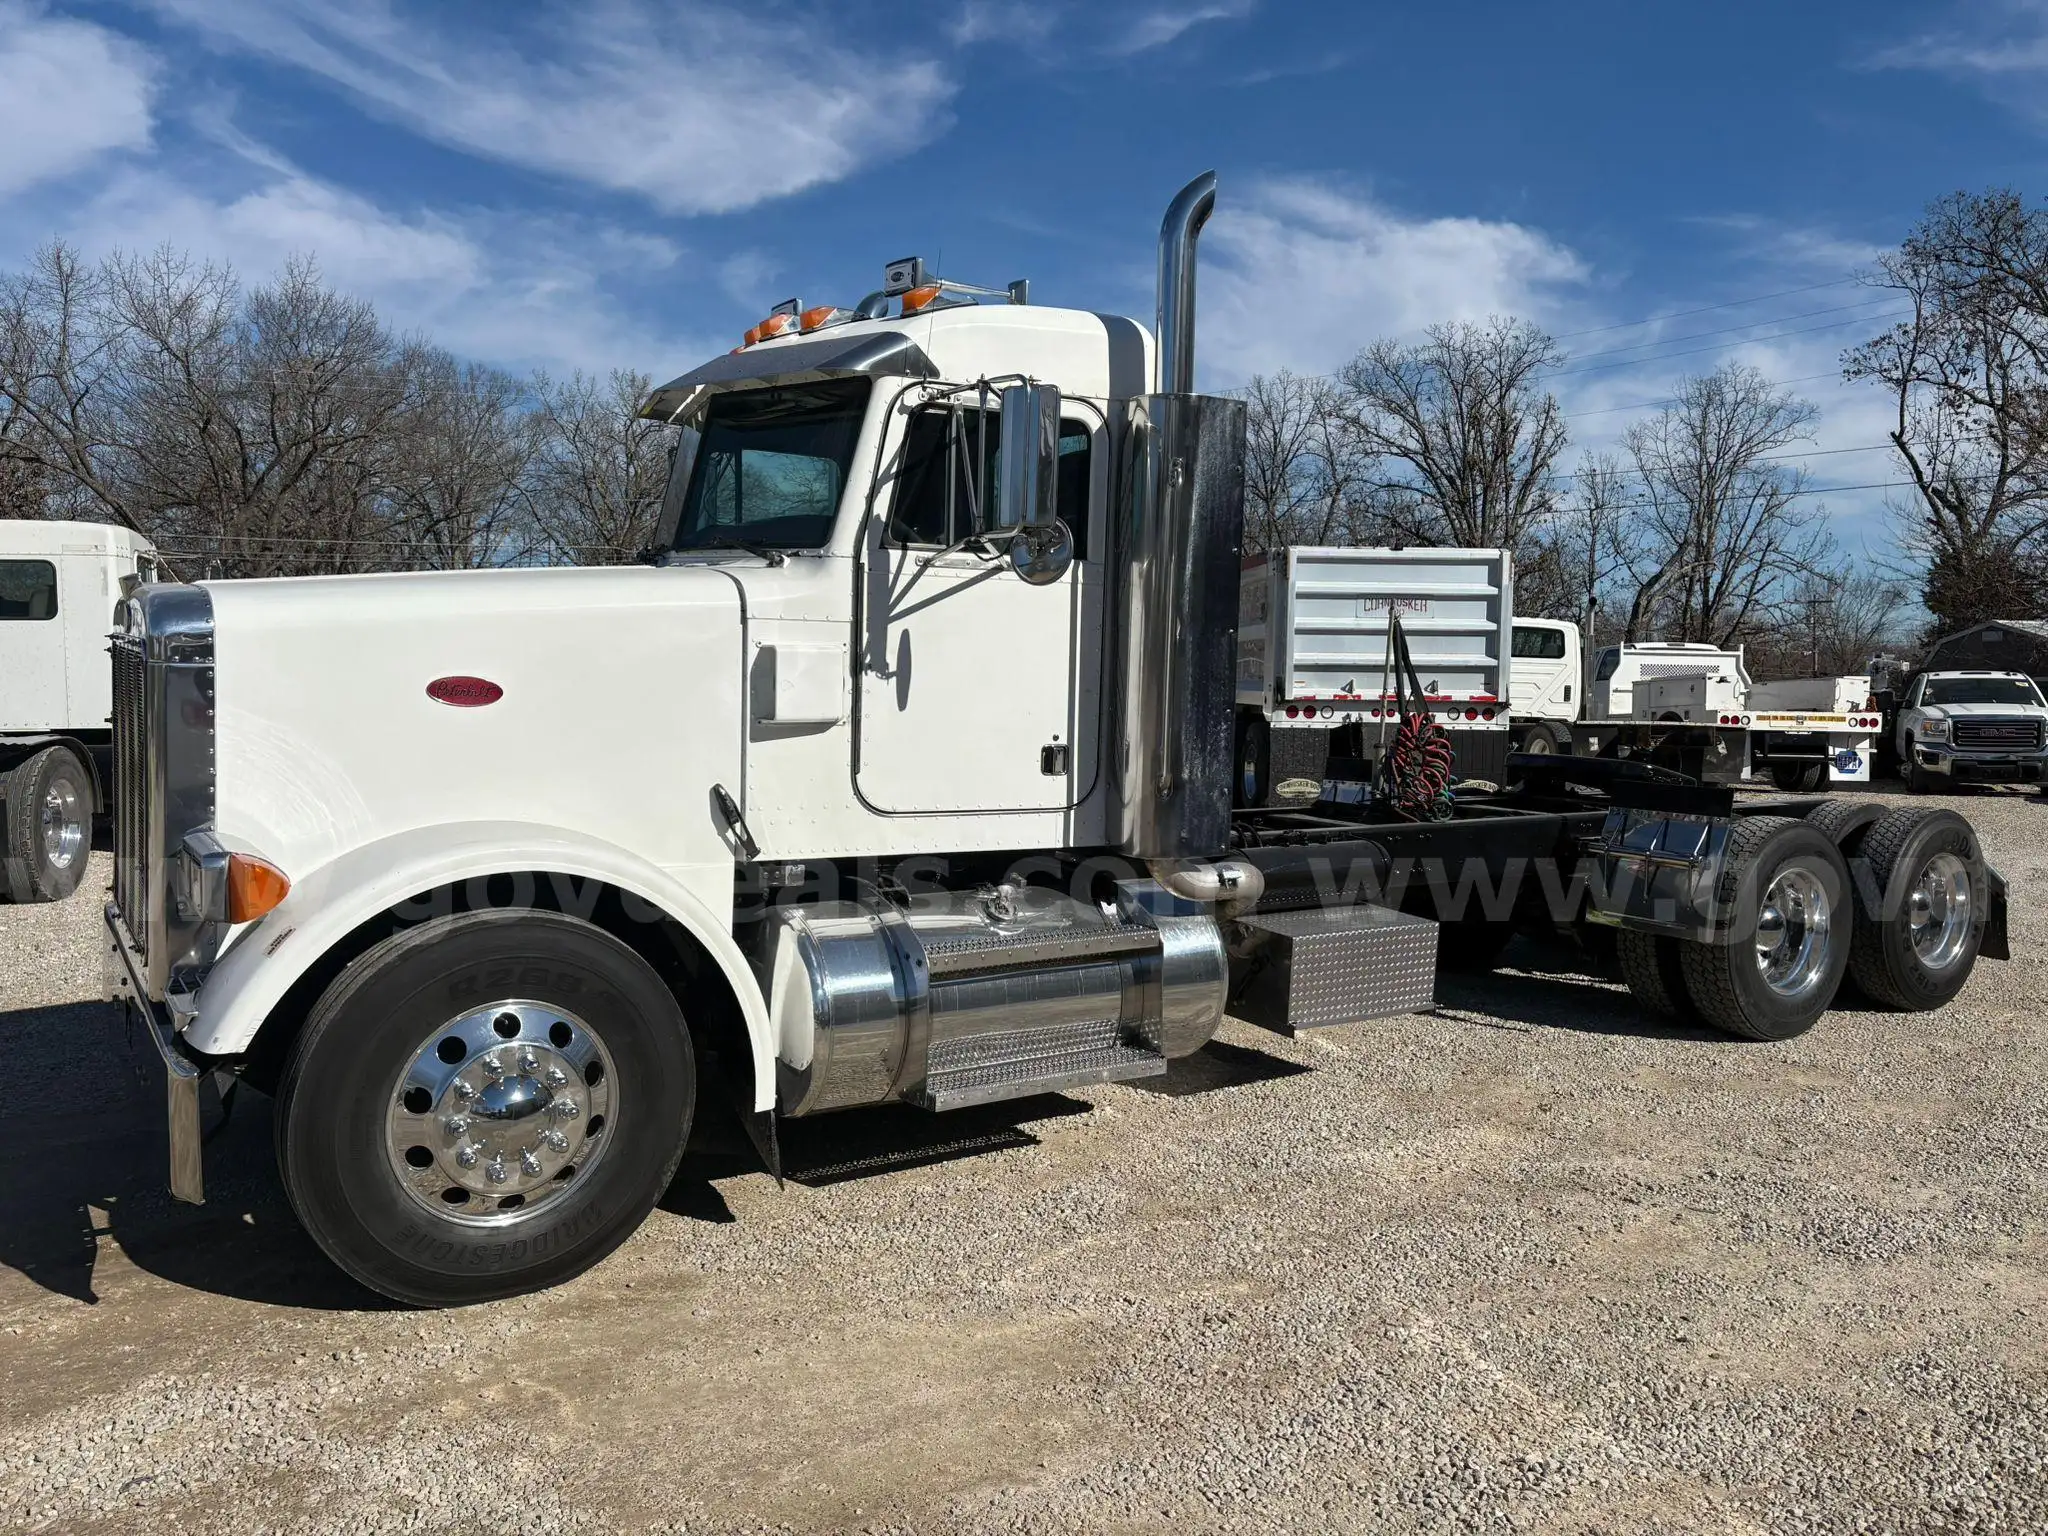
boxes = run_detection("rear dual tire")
[1618,817,1852,1041]
[277,909,695,1307]
[1844,808,1986,1011]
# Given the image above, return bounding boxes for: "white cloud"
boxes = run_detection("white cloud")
[10,145,719,378]
[139,0,954,215]
[0,2,157,196]
[947,1,1054,46]
[1109,1,1256,55]
[1197,177,1590,384]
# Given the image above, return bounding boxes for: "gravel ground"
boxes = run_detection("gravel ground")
[1,786,2044,1535]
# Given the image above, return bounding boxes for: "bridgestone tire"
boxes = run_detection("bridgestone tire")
[1615,928,1699,1023]
[277,909,695,1307]
[1844,808,1988,1012]
[1677,815,1853,1042]
[1235,711,1272,809]
[3,746,92,904]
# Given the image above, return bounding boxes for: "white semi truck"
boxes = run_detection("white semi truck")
[1509,618,1880,791]
[102,176,2009,1306]
[1,519,160,902]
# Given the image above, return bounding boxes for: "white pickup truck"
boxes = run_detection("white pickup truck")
[1896,670,2048,791]
[1,519,160,902]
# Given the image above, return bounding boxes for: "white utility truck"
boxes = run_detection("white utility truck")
[1,519,160,902]
[103,176,2009,1306]
[1234,546,1511,805]
[1510,619,1879,791]
[1894,670,2048,791]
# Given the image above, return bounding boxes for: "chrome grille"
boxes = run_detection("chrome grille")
[112,636,149,945]
[1953,717,2044,751]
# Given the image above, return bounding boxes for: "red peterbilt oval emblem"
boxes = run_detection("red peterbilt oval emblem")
[426,676,504,707]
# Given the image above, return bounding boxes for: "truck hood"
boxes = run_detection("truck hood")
[204,563,747,901]
[1919,701,2048,720]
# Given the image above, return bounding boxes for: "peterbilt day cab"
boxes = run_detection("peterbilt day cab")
[1,519,160,903]
[104,177,2009,1306]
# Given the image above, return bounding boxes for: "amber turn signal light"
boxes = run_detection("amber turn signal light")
[227,853,291,923]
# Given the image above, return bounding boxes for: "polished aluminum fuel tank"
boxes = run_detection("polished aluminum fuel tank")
[767,882,1226,1115]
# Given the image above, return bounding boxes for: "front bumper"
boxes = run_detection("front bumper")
[1912,743,2048,783]
[105,901,206,1204]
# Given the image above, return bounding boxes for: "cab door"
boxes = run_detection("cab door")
[855,397,1102,815]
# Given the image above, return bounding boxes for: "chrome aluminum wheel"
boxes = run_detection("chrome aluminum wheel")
[40,777,84,872]
[386,1001,616,1225]
[1754,864,1833,1000]
[1521,732,1554,756]
[1906,851,1973,972]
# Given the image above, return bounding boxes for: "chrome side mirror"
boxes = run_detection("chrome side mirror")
[995,382,1071,584]
[994,383,1060,533]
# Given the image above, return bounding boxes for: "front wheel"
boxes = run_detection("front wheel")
[1513,720,1573,756]
[277,909,695,1306]
[3,746,93,904]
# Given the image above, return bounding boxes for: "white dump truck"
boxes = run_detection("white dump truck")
[1234,545,1511,804]
[1,519,160,902]
[1509,620,1879,790]
[103,176,2009,1306]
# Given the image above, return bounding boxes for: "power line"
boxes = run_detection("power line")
[1561,371,1847,418]
[1544,311,1909,379]
[1555,297,1902,367]
[1549,277,1865,341]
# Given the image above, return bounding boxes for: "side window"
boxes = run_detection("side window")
[1593,647,1620,682]
[1512,625,1566,660]
[0,559,57,621]
[888,406,1093,559]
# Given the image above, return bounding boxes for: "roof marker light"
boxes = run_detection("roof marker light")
[900,283,945,316]
[800,305,851,334]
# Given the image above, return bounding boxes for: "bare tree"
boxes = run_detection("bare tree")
[1238,370,1377,552]
[1336,317,1569,550]
[527,370,672,564]
[1742,567,1909,679]
[1518,451,1643,640]
[1619,364,1830,646]
[1845,189,2048,630]
[383,353,541,570]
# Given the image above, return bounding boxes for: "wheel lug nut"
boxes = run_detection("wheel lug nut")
[481,1057,505,1078]
[544,1067,568,1088]
[454,1143,480,1170]
[453,1079,477,1101]
[517,1050,541,1074]
[486,1158,509,1184]
[539,1128,569,1151]
[444,1115,470,1137]
[520,1149,543,1177]
[549,1099,580,1121]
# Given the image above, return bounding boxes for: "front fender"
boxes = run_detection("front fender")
[181,820,774,1111]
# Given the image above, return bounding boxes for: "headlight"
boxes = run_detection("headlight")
[1917,717,1950,740]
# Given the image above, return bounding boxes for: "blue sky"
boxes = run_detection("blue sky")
[5,0,2046,560]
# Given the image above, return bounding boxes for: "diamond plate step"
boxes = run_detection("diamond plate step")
[917,1019,1167,1111]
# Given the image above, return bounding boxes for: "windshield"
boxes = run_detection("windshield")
[668,379,871,551]
[1921,676,2045,707]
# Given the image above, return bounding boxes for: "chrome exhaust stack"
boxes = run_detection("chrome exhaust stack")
[1155,170,1216,395]
[1109,172,1249,871]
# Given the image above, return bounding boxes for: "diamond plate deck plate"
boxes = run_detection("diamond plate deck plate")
[1232,905,1438,1034]
[918,1018,1166,1110]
